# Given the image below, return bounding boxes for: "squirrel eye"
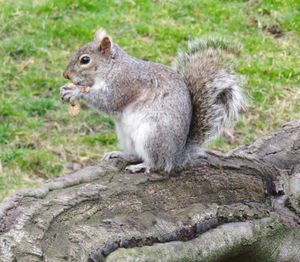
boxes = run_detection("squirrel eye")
[79,55,91,65]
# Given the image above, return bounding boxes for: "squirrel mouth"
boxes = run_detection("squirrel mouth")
[75,81,91,87]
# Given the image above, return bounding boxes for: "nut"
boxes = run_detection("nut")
[64,83,90,116]
[68,100,81,116]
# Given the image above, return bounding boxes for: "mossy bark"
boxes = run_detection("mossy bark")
[0,121,299,262]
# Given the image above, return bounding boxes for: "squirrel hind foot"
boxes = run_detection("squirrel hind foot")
[125,163,151,174]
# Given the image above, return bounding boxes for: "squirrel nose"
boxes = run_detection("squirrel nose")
[63,70,71,80]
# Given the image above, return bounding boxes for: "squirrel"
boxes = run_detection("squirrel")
[60,28,245,174]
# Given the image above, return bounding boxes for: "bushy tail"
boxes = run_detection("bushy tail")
[174,37,246,146]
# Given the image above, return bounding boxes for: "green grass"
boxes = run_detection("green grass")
[0,0,299,200]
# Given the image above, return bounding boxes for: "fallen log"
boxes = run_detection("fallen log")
[0,121,299,262]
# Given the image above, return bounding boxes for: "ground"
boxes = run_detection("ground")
[0,0,299,199]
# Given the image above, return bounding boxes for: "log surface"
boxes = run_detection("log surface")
[0,121,299,262]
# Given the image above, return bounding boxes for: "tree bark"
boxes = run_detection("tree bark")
[0,121,299,262]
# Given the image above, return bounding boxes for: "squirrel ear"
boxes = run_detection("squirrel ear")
[94,28,112,55]
[99,36,112,54]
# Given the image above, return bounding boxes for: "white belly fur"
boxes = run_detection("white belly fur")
[115,108,155,164]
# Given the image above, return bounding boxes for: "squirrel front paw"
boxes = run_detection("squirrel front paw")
[103,151,142,164]
[60,84,81,105]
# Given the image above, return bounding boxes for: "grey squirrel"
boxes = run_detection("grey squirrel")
[60,28,245,173]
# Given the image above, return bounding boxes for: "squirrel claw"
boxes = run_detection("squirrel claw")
[61,92,72,103]
[125,163,151,174]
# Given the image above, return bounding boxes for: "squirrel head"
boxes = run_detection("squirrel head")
[63,28,115,87]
